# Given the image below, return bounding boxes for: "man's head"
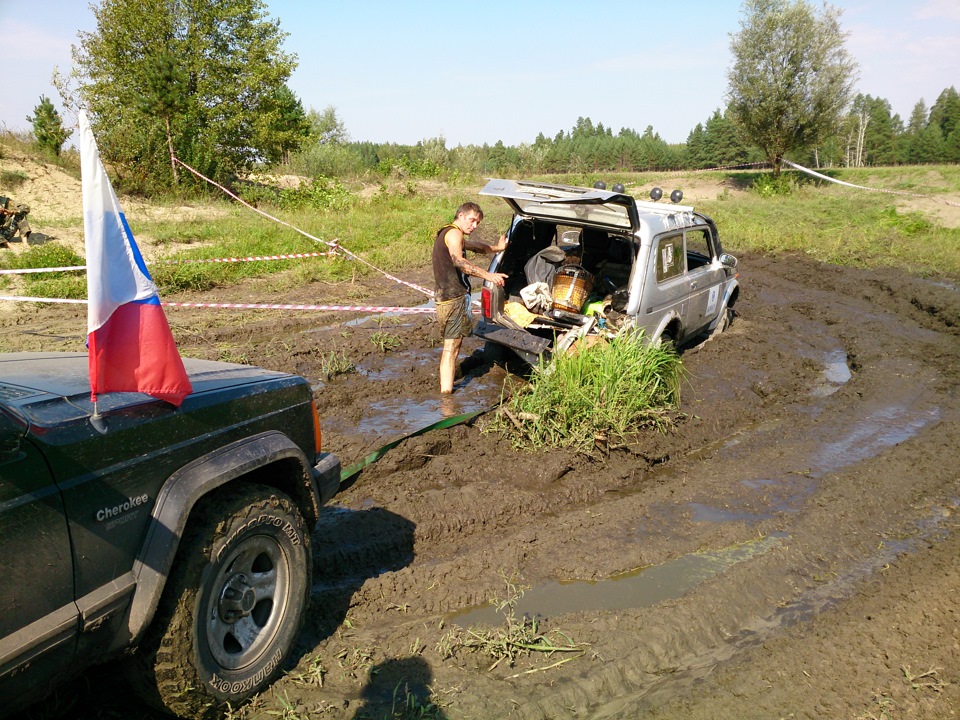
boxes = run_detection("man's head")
[454,202,483,235]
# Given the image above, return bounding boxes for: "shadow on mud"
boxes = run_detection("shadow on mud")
[303,505,417,644]
[349,656,448,719]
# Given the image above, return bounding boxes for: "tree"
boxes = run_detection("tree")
[308,105,349,146]
[27,96,72,157]
[68,0,300,192]
[254,85,311,165]
[928,87,960,162]
[726,0,858,176]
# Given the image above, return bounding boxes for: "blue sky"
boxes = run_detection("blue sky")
[1,0,958,147]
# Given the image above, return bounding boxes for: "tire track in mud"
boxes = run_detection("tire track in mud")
[279,252,960,719]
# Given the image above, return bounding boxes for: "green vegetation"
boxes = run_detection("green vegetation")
[66,0,304,193]
[26,96,72,158]
[492,335,683,453]
[727,0,857,176]
[0,170,29,189]
[0,244,86,299]
[370,331,402,353]
[318,350,355,380]
[698,167,960,276]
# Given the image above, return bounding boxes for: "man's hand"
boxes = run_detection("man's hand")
[486,271,508,287]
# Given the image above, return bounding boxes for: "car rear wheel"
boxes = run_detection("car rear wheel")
[129,483,311,719]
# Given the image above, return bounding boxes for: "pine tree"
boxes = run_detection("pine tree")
[27,96,72,157]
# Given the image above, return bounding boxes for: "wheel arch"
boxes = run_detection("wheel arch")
[124,431,318,646]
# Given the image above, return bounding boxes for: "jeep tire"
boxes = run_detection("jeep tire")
[130,483,312,719]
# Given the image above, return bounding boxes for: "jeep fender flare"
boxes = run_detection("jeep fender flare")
[124,431,315,646]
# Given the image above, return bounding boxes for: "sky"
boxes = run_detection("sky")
[1,0,958,148]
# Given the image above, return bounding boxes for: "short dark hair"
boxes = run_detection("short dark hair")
[455,202,483,220]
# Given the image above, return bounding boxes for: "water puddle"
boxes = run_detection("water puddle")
[358,393,494,436]
[357,349,437,381]
[811,405,939,476]
[451,534,785,627]
[685,404,939,525]
[811,348,852,397]
[586,501,958,719]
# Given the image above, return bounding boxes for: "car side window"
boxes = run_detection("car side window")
[656,234,685,283]
[686,228,713,266]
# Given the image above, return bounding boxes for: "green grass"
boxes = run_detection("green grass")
[138,182,511,293]
[5,165,958,303]
[493,335,683,453]
[0,243,86,298]
[700,178,960,276]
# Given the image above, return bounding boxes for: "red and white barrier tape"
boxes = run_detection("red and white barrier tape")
[0,294,443,314]
[173,157,436,298]
[163,301,439,313]
[0,250,339,276]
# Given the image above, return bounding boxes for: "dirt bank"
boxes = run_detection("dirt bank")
[4,237,959,719]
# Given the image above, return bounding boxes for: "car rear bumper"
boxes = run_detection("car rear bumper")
[312,451,341,504]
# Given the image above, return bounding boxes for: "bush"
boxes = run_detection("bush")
[278,176,352,211]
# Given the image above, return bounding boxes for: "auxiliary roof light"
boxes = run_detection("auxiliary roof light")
[670,189,684,203]
[650,187,663,201]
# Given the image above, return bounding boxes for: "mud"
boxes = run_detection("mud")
[4,249,960,720]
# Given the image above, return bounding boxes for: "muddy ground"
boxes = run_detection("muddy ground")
[4,234,959,719]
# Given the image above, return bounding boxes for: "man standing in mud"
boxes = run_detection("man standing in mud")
[432,202,507,394]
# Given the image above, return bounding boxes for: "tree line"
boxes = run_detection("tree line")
[31,0,959,194]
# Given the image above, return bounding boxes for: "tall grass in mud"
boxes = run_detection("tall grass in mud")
[493,337,683,453]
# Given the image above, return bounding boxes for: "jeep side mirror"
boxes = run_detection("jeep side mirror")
[719,253,738,269]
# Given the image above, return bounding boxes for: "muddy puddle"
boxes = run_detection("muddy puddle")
[449,392,941,629]
[452,534,786,627]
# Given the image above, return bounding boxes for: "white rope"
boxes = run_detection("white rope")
[783,160,960,208]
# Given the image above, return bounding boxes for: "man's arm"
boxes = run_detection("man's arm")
[463,233,507,254]
[446,228,507,287]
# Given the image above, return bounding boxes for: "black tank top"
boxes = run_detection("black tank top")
[432,224,470,302]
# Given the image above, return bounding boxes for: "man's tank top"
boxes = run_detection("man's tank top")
[432,224,470,302]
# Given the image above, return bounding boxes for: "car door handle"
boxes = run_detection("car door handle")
[690,281,698,289]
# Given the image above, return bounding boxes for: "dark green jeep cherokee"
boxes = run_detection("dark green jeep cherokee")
[0,352,341,718]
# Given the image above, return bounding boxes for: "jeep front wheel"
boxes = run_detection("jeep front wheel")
[131,484,312,719]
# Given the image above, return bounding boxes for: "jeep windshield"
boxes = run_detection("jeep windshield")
[479,178,637,231]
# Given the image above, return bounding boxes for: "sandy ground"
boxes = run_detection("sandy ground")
[3,153,960,720]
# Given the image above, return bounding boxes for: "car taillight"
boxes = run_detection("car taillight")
[481,287,491,318]
[310,399,322,454]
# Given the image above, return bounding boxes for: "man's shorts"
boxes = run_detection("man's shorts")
[435,295,473,340]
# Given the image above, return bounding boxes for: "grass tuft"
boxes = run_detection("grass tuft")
[492,334,683,452]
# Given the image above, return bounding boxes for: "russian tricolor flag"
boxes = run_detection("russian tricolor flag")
[80,110,192,406]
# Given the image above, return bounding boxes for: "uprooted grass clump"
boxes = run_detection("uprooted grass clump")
[492,334,683,452]
[436,574,583,674]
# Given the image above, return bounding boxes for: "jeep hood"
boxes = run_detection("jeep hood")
[0,352,290,407]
